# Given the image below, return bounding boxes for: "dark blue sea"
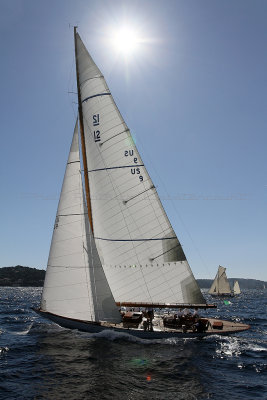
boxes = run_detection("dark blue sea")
[0,288,266,400]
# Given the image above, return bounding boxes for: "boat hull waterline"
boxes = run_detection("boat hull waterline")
[35,309,250,339]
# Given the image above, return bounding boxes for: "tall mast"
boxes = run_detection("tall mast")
[74,27,94,234]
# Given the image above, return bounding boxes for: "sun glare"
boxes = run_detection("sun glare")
[110,27,141,56]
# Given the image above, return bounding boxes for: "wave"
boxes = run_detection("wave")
[0,347,9,354]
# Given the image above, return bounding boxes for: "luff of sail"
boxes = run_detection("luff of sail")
[208,266,231,295]
[41,121,121,323]
[75,32,205,305]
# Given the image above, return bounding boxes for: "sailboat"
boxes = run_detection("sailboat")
[208,266,241,297]
[233,280,241,295]
[34,28,250,338]
[208,266,232,297]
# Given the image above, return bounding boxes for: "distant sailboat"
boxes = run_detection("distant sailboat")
[34,28,249,338]
[209,267,241,296]
[209,266,232,296]
[233,280,241,295]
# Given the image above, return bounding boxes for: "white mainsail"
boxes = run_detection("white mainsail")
[208,266,231,295]
[41,121,121,323]
[233,280,241,295]
[75,32,205,305]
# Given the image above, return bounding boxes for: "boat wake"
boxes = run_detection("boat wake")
[11,322,34,335]
[215,336,267,359]
[78,329,160,344]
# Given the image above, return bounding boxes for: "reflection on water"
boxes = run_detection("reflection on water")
[34,327,207,399]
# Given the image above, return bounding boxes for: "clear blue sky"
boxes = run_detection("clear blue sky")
[0,0,266,280]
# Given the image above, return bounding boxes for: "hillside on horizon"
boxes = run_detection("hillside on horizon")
[0,266,45,287]
[197,278,266,290]
[0,266,266,289]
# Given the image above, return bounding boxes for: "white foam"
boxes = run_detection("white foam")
[246,343,267,352]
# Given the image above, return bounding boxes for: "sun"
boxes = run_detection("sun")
[110,27,141,56]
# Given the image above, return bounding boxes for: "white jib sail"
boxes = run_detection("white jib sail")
[75,33,205,305]
[233,280,241,295]
[41,120,121,323]
[208,266,231,295]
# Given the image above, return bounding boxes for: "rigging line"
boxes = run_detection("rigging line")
[88,164,144,173]
[123,185,155,205]
[94,236,177,242]
[82,92,111,103]
[67,53,75,96]
[99,128,129,147]
[70,102,77,120]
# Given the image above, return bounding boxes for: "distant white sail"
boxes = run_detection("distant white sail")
[75,32,205,305]
[41,121,121,322]
[208,266,231,295]
[233,280,241,295]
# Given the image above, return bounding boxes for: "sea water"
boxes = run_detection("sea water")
[0,288,266,400]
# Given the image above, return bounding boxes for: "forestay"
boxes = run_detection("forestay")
[75,33,205,305]
[41,121,121,322]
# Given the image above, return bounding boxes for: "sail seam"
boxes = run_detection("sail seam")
[67,161,80,164]
[80,75,103,86]
[82,92,111,103]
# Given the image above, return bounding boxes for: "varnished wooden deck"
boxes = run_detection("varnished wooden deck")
[100,317,250,336]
